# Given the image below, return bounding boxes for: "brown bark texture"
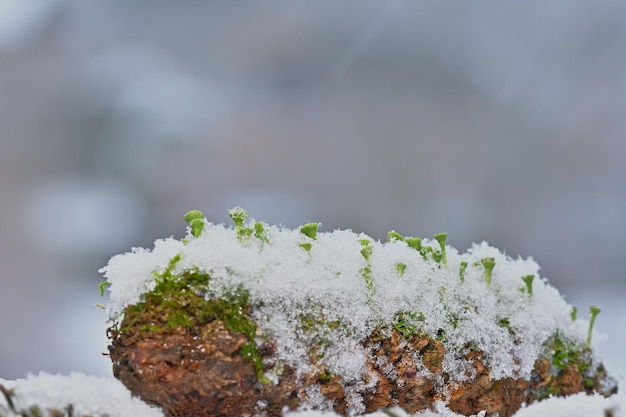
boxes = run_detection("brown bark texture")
[109,311,616,417]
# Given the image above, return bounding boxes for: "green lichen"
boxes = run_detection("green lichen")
[396,262,407,277]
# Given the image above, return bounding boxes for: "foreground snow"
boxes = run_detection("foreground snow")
[0,373,623,417]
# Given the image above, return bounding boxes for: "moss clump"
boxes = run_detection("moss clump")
[115,255,265,381]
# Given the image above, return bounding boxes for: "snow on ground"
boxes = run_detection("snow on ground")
[0,373,163,417]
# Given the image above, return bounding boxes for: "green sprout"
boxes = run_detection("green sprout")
[405,237,422,252]
[571,306,578,322]
[229,207,264,243]
[521,275,534,296]
[433,233,448,266]
[359,240,374,295]
[459,261,468,283]
[480,257,496,286]
[586,305,601,349]
[184,209,203,224]
[228,207,247,228]
[300,223,319,240]
[184,210,205,238]
[99,280,109,296]
[254,221,269,244]
[396,262,407,277]
[387,230,404,242]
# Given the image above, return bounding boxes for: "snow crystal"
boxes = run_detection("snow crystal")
[99,209,601,411]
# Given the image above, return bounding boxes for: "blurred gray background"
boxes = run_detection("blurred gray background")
[1,1,624,382]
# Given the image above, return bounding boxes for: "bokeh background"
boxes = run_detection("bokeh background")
[1,1,624,383]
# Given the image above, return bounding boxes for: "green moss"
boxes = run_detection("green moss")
[548,333,589,372]
[119,254,267,382]
[392,311,424,339]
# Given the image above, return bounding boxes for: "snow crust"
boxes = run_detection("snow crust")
[99,210,600,411]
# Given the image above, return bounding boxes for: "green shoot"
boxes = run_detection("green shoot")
[184,209,203,224]
[521,275,534,296]
[459,261,468,283]
[405,237,422,252]
[396,262,407,277]
[359,240,374,295]
[189,218,204,238]
[433,233,448,266]
[184,210,205,238]
[570,306,578,322]
[300,223,319,240]
[480,257,496,286]
[229,207,263,243]
[360,245,373,261]
[99,280,109,296]
[228,207,248,228]
[586,305,601,349]
[387,230,404,242]
[254,222,269,244]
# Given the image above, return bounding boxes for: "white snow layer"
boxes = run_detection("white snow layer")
[0,373,164,417]
[100,212,595,382]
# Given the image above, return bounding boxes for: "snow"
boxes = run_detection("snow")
[101,210,595,388]
[0,373,164,417]
[4,208,619,417]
